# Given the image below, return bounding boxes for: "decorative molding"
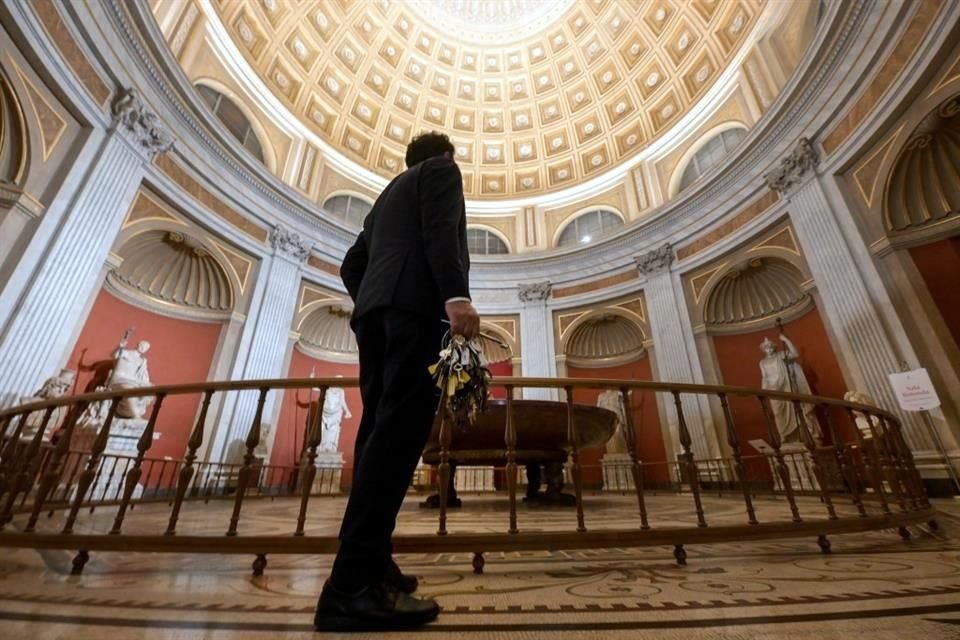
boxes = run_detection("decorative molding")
[269,224,310,262]
[764,137,819,194]
[111,88,174,158]
[635,243,674,275]
[518,281,552,303]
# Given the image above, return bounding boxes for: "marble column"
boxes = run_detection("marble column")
[636,245,719,460]
[765,138,933,452]
[208,225,308,460]
[518,282,558,401]
[0,89,173,407]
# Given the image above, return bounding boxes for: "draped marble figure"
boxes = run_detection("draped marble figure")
[107,336,153,420]
[319,383,352,453]
[19,369,75,440]
[596,389,629,454]
[759,335,819,444]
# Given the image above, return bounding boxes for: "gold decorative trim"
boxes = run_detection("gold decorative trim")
[748,225,800,256]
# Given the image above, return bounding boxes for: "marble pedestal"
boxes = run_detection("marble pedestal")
[312,451,344,495]
[772,443,820,492]
[70,418,150,502]
[454,466,496,492]
[602,453,636,491]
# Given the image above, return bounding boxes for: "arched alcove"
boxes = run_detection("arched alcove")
[0,69,27,185]
[702,258,809,330]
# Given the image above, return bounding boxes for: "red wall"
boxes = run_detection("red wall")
[66,289,223,460]
[567,356,669,486]
[711,307,848,479]
[488,359,513,399]
[910,236,960,350]
[271,349,361,476]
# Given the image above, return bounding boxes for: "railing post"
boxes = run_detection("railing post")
[673,391,706,527]
[875,415,916,510]
[63,398,122,534]
[0,409,53,526]
[881,416,926,508]
[25,402,85,532]
[845,408,890,514]
[822,410,867,517]
[619,387,649,529]
[794,401,837,520]
[165,391,215,535]
[504,386,518,534]
[565,386,586,533]
[758,396,801,523]
[110,395,166,534]
[864,413,906,512]
[296,386,327,536]
[227,388,269,536]
[718,393,757,525]
[436,408,452,536]
[0,412,31,498]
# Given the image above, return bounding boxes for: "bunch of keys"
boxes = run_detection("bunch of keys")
[428,331,492,429]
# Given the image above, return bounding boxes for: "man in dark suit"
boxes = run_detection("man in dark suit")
[314,132,479,631]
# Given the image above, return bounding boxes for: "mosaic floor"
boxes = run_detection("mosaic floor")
[0,493,958,639]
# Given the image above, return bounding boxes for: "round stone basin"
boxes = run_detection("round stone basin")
[422,399,617,466]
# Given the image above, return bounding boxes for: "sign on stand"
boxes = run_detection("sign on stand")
[887,368,940,412]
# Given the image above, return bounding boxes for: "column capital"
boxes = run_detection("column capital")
[635,243,674,276]
[764,137,819,194]
[518,281,552,303]
[269,224,310,263]
[111,89,175,160]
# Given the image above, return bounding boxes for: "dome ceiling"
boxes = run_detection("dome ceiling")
[208,0,766,198]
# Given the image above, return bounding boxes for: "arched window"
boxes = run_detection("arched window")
[323,194,373,227]
[556,209,624,247]
[196,84,265,163]
[466,228,509,255]
[678,127,747,192]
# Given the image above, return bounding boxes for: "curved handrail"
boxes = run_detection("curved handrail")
[0,374,930,578]
[0,376,898,420]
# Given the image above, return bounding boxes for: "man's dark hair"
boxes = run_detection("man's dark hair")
[405,131,455,168]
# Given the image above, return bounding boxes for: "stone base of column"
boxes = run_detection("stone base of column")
[602,453,635,491]
[312,451,344,495]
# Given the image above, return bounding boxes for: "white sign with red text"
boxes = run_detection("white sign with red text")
[887,368,941,412]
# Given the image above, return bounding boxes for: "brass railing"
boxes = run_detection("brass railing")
[0,377,936,576]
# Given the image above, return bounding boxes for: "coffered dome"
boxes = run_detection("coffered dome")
[196,0,769,199]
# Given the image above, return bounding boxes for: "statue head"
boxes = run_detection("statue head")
[59,369,75,382]
[844,390,873,406]
[760,337,777,356]
[136,340,151,354]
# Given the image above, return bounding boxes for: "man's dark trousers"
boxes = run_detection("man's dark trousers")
[330,308,443,590]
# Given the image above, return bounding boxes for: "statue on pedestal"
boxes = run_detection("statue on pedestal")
[320,378,352,454]
[759,333,819,444]
[843,391,875,439]
[18,369,75,441]
[106,329,153,420]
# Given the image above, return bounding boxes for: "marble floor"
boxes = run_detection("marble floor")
[0,493,958,639]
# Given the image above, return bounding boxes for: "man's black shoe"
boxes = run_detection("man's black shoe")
[314,580,439,631]
[386,558,419,593]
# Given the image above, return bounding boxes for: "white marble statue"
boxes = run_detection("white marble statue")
[18,369,75,441]
[319,379,352,453]
[597,389,629,454]
[759,334,819,444]
[107,333,153,419]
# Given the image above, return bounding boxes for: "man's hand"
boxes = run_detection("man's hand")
[445,300,480,339]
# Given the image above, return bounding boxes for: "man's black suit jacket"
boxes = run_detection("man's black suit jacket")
[340,155,470,324]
